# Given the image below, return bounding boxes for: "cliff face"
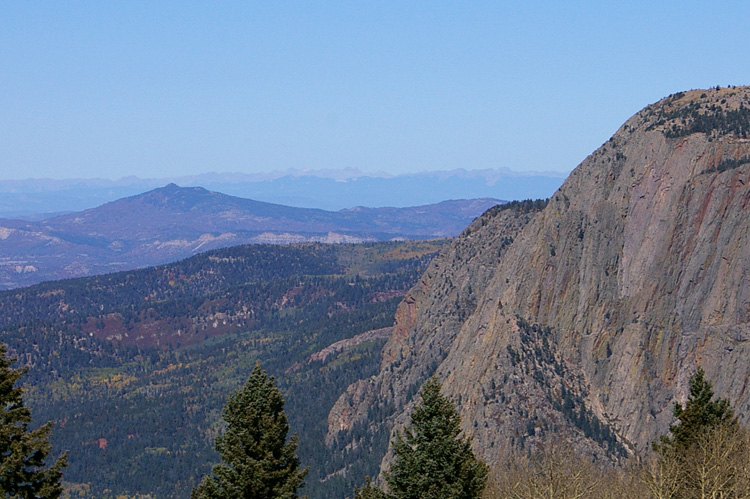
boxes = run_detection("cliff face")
[328,87,750,470]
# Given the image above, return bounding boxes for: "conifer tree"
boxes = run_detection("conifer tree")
[0,343,67,498]
[385,377,487,499]
[192,363,307,499]
[655,367,736,456]
[646,367,749,498]
[351,476,388,499]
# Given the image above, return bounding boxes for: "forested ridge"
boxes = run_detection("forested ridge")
[0,240,445,498]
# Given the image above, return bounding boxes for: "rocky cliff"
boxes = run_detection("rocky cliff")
[328,87,750,472]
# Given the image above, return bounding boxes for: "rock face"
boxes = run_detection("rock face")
[328,87,750,473]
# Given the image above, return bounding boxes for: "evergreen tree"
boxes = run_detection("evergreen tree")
[351,476,388,499]
[655,367,736,456]
[648,368,749,498]
[385,377,487,499]
[192,363,307,499]
[0,343,67,498]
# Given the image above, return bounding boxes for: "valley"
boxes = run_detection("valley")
[1,240,444,497]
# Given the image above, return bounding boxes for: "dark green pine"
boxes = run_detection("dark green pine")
[192,363,308,499]
[351,476,389,499]
[0,343,67,498]
[655,367,737,456]
[385,377,487,499]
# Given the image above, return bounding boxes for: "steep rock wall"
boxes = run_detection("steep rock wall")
[329,87,750,473]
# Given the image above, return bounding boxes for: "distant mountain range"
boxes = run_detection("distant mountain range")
[0,183,500,289]
[0,168,565,219]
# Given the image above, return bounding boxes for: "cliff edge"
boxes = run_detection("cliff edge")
[328,86,750,473]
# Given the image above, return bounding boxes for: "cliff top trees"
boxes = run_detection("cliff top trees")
[192,363,307,499]
[385,377,487,499]
[0,343,66,498]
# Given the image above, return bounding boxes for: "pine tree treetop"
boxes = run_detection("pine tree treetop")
[0,343,67,498]
[192,363,307,499]
[386,377,487,499]
[656,367,737,455]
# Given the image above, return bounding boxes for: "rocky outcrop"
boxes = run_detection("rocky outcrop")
[329,87,750,473]
[327,201,547,454]
[308,327,392,365]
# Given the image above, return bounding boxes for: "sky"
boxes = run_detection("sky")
[2,2,750,180]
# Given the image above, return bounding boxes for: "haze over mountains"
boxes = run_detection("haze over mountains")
[0,184,499,289]
[0,168,565,219]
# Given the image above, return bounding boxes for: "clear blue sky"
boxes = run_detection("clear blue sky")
[2,2,749,180]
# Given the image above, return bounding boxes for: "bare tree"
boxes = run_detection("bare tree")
[639,446,682,499]
[681,424,750,499]
[485,443,609,499]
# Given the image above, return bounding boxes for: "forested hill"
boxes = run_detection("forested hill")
[0,239,446,498]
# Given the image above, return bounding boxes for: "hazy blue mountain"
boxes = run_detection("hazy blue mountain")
[0,183,500,289]
[0,168,565,218]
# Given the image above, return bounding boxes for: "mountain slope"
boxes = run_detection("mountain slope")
[329,86,750,473]
[0,240,445,498]
[0,184,499,289]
